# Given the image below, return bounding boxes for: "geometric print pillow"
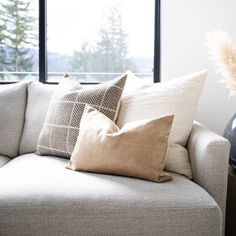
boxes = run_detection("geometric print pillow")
[36,74,127,159]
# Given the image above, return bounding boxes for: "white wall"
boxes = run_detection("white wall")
[161,0,236,134]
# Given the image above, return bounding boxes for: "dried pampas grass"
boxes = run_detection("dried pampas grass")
[206,30,236,96]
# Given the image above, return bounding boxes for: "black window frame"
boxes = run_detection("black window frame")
[154,0,161,83]
[1,0,161,84]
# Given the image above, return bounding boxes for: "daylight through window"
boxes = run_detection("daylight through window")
[47,0,155,82]
[0,0,38,82]
[0,0,159,83]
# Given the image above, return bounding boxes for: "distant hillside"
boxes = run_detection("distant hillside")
[32,50,153,74]
[2,47,153,74]
[32,51,71,72]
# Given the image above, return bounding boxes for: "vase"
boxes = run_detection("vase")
[224,113,236,169]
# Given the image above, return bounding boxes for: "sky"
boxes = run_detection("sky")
[44,0,155,58]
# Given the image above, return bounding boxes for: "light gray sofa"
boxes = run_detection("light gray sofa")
[0,81,230,236]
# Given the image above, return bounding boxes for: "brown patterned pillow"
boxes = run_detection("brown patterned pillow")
[36,74,127,158]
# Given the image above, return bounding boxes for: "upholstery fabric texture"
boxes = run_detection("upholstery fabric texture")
[36,74,127,158]
[0,155,11,168]
[0,82,27,157]
[117,70,207,179]
[67,105,174,183]
[0,153,221,236]
[187,121,230,235]
[19,82,56,154]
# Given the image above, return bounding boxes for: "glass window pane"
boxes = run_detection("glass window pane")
[47,0,154,82]
[0,0,38,82]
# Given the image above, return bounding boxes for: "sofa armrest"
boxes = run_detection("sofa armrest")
[187,121,230,232]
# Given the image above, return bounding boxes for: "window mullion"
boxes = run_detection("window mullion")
[39,0,47,83]
[154,0,161,83]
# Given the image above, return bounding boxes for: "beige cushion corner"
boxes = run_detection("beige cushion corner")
[19,81,57,154]
[117,70,208,179]
[36,74,127,159]
[67,105,174,183]
[0,82,27,157]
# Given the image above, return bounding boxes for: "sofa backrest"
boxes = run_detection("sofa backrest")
[0,82,27,157]
[18,76,141,155]
[19,82,56,154]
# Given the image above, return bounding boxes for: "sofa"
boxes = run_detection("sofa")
[0,73,230,236]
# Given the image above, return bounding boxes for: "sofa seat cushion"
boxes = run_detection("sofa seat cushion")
[0,154,221,236]
[0,155,11,168]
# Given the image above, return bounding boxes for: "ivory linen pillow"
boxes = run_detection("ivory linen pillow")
[122,70,152,96]
[36,74,127,158]
[117,70,207,179]
[67,105,174,183]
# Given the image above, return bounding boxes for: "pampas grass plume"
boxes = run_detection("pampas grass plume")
[206,30,236,96]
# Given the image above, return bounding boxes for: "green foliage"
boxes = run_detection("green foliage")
[0,0,36,78]
[0,6,8,79]
[70,5,136,81]
[95,6,129,72]
[71,41,95,72]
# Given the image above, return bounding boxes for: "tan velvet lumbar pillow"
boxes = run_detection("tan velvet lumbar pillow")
[66,105,174,183]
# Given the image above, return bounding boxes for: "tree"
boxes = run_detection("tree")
[71,41,95,73]
[70,5,136,81]
[70,41,96,81]
[0,7,8,79]
[0,0,36,74]
[95,6,132,73]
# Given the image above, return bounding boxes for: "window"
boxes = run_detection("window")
[0,0,160,83]
[0,0,38,82]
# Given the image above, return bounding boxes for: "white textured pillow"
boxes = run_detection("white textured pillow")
[117,70,207,179]
[122,70,152,96]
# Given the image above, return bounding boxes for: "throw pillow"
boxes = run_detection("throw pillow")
[0,82,27,157]
[67,105,174,183]
[122,70,152,96]
[36,74,127,158]
[117,70,207,179]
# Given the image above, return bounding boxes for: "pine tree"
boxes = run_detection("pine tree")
[70,41,96,81]
[71,41,95,73]
[0,0,36,74]
[70,5,136,81]
[94,5,136,75]
[0,7,8,79]
[0,28,6,80]
[95,6,130,73]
